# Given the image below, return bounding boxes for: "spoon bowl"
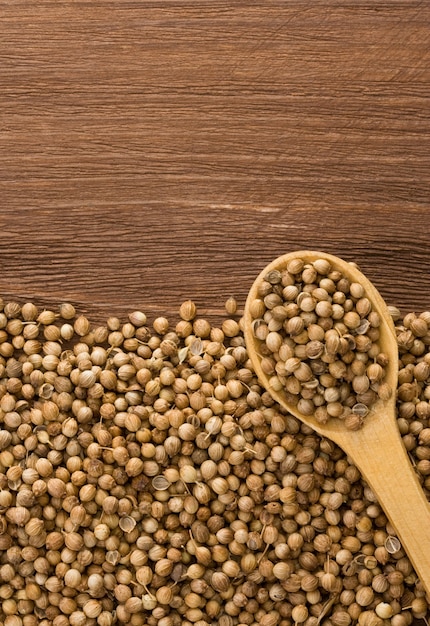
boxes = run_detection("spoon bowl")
[244,250,430,596]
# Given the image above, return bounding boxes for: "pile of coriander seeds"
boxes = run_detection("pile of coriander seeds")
[0,295,429,626]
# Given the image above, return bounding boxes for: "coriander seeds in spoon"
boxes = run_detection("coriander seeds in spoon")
[244,250,430,597]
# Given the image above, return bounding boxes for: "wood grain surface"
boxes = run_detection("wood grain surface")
[1,1,430,324]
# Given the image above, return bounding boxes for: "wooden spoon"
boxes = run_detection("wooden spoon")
[244,250,430,597]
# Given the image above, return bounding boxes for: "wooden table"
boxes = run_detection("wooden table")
[1,2,430,324]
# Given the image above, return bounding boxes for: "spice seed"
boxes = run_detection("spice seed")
[0,295,428,626]
[249,258,389,429]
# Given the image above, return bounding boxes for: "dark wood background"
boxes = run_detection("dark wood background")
[1,1,430,324]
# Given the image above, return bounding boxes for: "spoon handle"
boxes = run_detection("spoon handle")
[337,407,430,597]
